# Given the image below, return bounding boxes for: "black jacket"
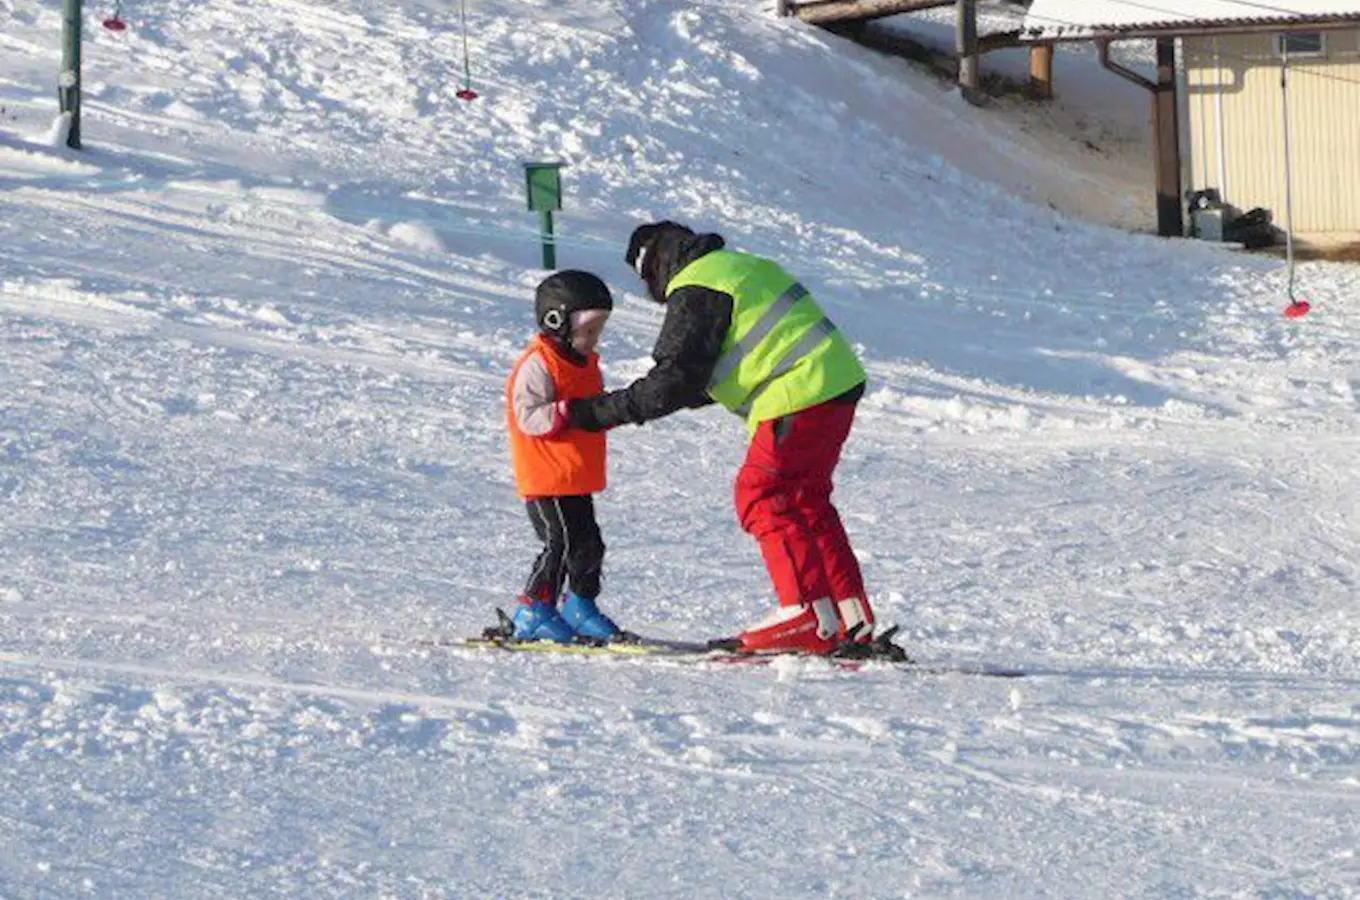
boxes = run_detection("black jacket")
[567,232,733,432]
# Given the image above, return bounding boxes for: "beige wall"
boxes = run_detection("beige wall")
[1183,30,1360,243]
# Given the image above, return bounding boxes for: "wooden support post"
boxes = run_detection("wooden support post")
[1029,42,1054,100]
[1098,38,1183,237]
[1153,38,1183,237]
[956,0,981,104]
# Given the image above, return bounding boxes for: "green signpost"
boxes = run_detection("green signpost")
[524,161,564,269]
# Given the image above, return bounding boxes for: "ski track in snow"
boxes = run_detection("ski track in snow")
[1,646,1357,897]
[2,0,1358,897]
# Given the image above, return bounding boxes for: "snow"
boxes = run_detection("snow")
[2,0,1358,897]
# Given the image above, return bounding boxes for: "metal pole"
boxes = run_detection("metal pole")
[1213,38,1227,198]
[60,0,83,149]
[1280,46,1296,301]
[539,210,556,269]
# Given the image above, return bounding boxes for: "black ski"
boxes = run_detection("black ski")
[385,611,1026,678]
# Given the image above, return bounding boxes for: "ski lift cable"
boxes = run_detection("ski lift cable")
[1279,46,1311,318]
[456,0,479,101]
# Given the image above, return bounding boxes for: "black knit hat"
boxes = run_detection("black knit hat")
[625,220,695,271]
[535,270,614,339]
[624,221,698,303]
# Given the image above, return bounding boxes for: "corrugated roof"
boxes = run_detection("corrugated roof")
[1022,0,1360,41]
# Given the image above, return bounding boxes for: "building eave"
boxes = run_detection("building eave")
[1020,12,1360,44]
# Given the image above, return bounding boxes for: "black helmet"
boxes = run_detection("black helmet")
[535,270,613,339]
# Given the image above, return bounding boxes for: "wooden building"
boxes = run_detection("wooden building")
[1021,1,1360,246]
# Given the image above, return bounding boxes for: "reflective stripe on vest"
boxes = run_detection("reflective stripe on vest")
[705,280,809,390]
[666,250,866,431]
[733,315,838,417]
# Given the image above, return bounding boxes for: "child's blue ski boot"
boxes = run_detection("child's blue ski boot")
[511,596,575,642]
[560,591,621,641]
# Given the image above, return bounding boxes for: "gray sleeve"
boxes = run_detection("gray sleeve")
[510,351,559,436]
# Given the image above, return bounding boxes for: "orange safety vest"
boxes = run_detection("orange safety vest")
[506,335,607,498]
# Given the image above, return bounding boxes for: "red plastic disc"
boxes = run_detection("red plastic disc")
[1283,300,1311,319]
[103,16,127,31]
[456,88,479,101]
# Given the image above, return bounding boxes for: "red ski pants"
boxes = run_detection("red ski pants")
[734,396,866,607]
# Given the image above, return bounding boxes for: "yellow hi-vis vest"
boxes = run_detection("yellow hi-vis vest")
[666,250,866,434]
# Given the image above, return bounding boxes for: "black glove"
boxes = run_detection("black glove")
[566,398,608,433]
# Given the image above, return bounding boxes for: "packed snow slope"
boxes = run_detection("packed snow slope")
[2,0,1357,897]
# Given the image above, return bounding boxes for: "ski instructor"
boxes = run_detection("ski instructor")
[564,221,876,655]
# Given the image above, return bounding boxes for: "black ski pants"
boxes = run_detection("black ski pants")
[523,495,605,603]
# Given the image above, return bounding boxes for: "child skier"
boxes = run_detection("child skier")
[504,270,622,642]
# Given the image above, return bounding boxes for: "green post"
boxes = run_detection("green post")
[60,0,83,149]
[524,161,565,269]
[538,210,556,269]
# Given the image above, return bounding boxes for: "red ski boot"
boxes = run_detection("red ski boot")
[737,598,842,655]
